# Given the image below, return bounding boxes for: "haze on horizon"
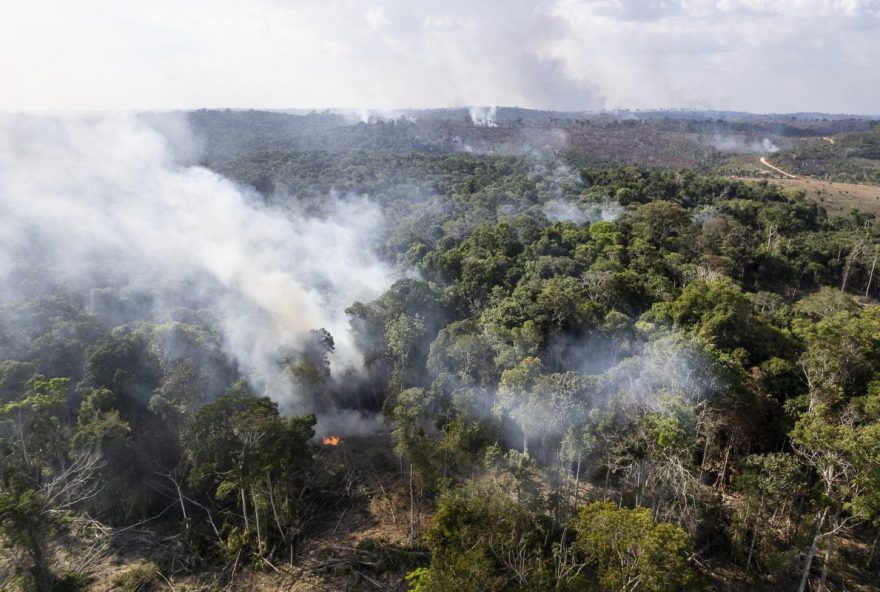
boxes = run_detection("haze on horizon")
[2,0,879,115]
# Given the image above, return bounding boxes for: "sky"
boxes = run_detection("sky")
[2,0,879,114]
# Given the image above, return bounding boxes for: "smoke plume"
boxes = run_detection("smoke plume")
[470,105,498,127]
[702,133,781,154]
[0,113,395,412]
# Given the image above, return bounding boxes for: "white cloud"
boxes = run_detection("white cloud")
[548,0,880,112]
[0,0,877,113]
[366,5,390,30]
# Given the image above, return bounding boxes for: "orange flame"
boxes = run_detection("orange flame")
[323,435,341,446]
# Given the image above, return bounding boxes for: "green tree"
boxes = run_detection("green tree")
[0,375,71,480]
[733,453,804,571]
[70,388,141,520]
[575,501,700,592]
[0,489,57,592]
[386,313,427,395]
[392,387,445,543]
[410,483,575,591]
[184,385,315,557]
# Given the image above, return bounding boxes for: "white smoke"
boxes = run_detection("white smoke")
[762,137,779,153]
[542,201,623,225]
[0,113,396,412]
[338,108,417,124]
[702,134,781,154]
[469,105,498,127]
[534,162,622,224]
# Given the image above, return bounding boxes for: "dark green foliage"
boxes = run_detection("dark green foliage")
[0,294,104,380]
[0,361,36,403]
[410,484,579,591]
[184,385,316,557]
[184,385,315,500]
[1,132,879,589]
[0,488,57,592]
[575,501,701,592]
[83,325,162,401]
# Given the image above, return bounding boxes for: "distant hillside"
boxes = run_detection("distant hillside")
[161,109,880,184]
[772,126,880,184]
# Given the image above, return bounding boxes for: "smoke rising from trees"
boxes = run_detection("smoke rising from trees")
[0,114,396,412]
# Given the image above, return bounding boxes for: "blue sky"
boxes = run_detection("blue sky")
[2,0,878,113]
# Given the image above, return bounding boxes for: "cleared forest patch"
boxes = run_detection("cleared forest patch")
[742,176,880,216]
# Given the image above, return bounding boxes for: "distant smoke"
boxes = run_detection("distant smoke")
[339,109,417,125]
[702,134,781,154]
[470,105,498,127]
[535,162,622,224]
[603,335,729,406]
[542,201,623,225]
[691,205,717,225]
[762,137,779,153]
[0,114,395,413]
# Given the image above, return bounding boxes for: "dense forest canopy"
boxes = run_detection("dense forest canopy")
[0,110,879,591]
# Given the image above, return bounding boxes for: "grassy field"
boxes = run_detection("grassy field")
[740,176,880,216]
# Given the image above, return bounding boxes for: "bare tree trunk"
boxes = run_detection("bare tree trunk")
[737,502,752,550]
[797,507,829,592]
[252,488,262,553]
[746,497,764,572]
[573,456,582,510]
[746,523,759,572]
[563,456,571,507]
[165,474,187,523]
[266,473,285,541]
[842,243,863,293]
[408,461,415,545]
[17,412,31,469]
[718,444,732,492]
[818,510,840,591]
[554,445,563,520]
[206,510,222,542]
[866,247,878,298]
[791,497,805,546]
[700,428,713,482]
[819,528,834,591]
[634,463,643,508]
[604,464,611,501]
[241,488,249,533]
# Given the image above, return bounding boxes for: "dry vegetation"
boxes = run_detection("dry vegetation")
[742,176,880,216]
[77,436,421,592]
[69,436,880,592]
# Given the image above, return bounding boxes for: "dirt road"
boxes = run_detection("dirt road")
[759,156,798,179]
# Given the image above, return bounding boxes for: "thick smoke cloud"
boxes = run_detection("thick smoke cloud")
[0,114,395,412]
